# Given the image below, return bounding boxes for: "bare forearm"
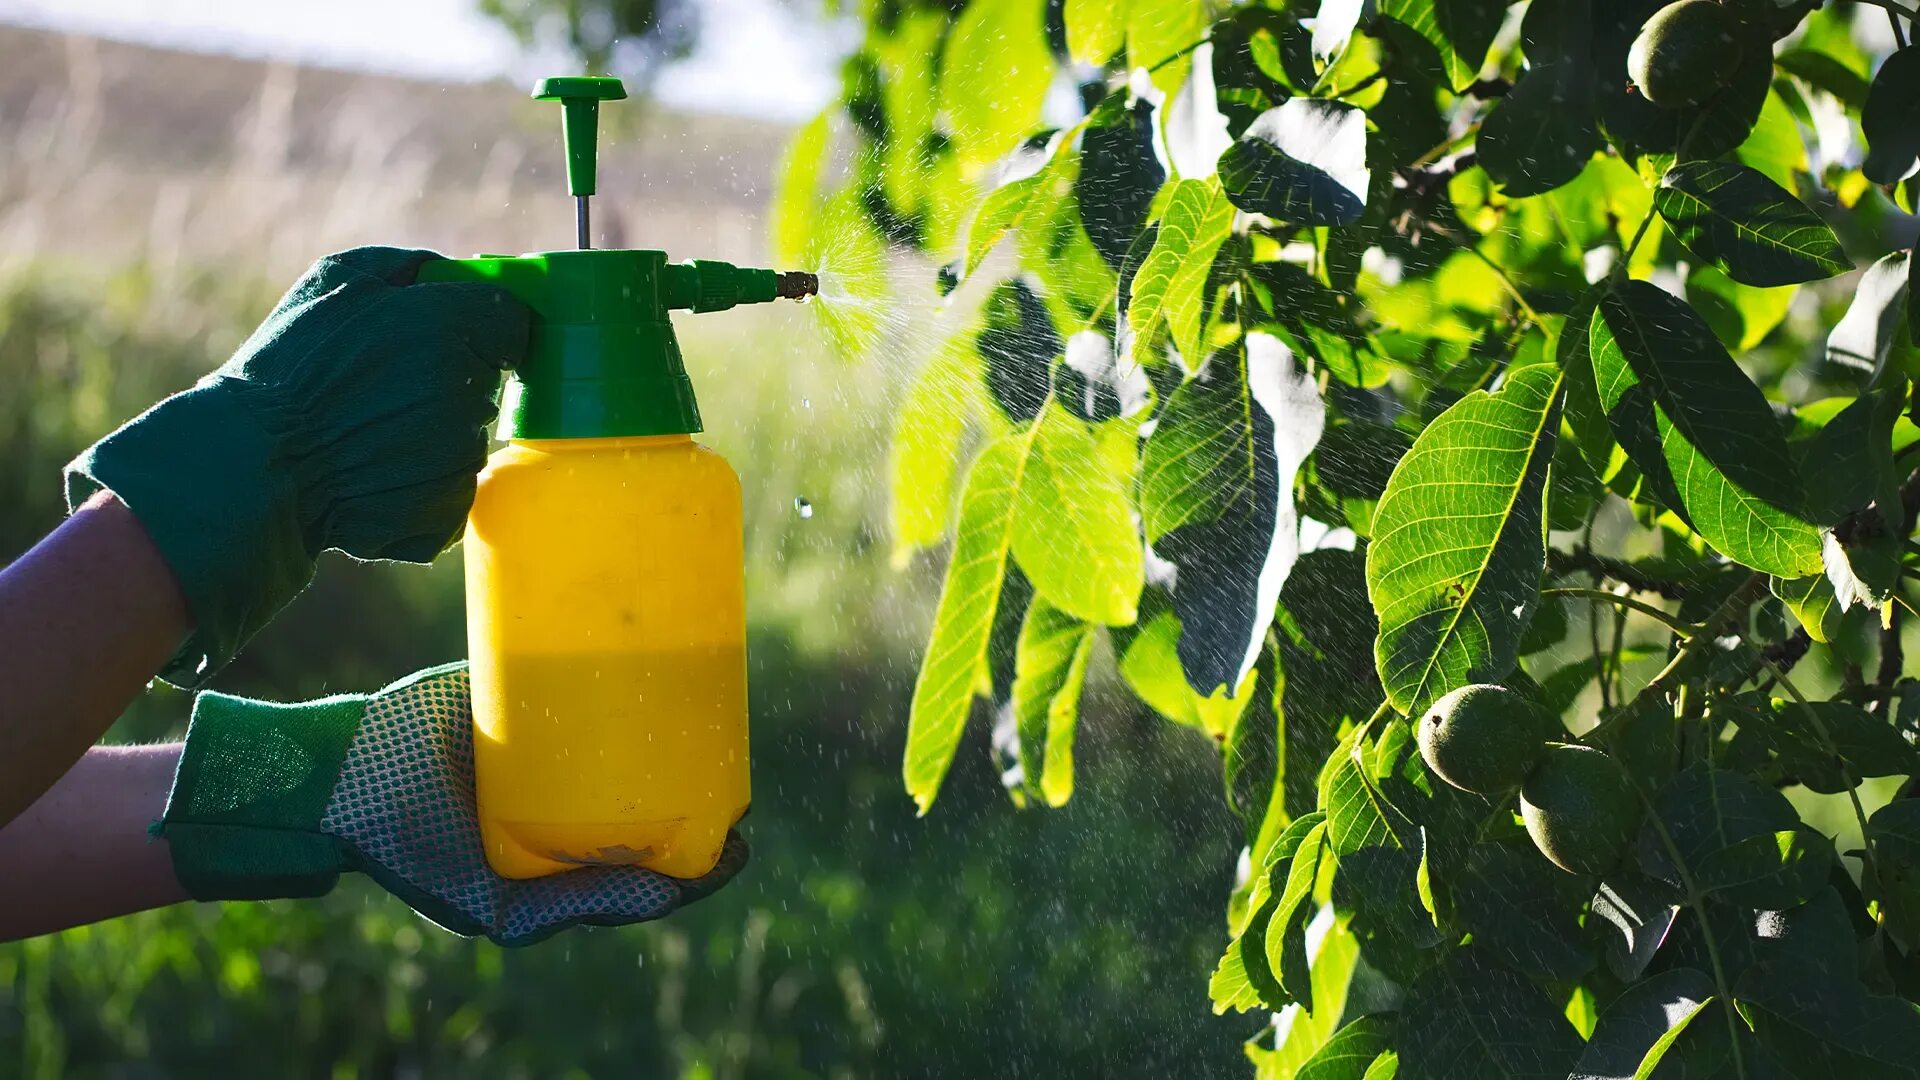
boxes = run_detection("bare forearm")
[0,743,186,940]
[0,491,189,826]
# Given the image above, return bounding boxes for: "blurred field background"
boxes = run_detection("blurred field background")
[0,22,1247,1078]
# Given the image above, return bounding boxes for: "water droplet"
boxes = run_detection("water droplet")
[794,496,814,519]
[802,397,811,410]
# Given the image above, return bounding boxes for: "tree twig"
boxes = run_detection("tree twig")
[1547,547,1693,599]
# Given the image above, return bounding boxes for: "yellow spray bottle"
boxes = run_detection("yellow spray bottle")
[418,77,816,879]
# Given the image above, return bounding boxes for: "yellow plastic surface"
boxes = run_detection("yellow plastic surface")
[466,434,748,879]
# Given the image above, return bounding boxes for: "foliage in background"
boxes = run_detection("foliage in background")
[779,0,1920,1073]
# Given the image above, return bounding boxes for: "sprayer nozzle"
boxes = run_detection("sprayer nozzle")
[776,271,819,300]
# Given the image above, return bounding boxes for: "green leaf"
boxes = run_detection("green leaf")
[1367,362,1561,715]
[1012,406,1143,626]
[1078,98,1168,271]
[1226,644,1286,854]
[1397,947,1584,1080]
[1827,251,1911,380]
[1249,914,1367,1075]
[1589,281,1824,578]
[1477,62,1598,198]
[1322,723,1417,856]
[1008,596,1094,807]
[1691,826,1834,910]
[1771,572,1843,644]
[1777,47,1871,109]
[1297,1015,1397,1080]
[1685,265,1795,353]
[1736,957,1920,1080]
[1220,99,1371,225]
[1453,841,1596,982]
[890,329,980,564]
[962,165,1049,279]
[1129,178,1236,365]
[1653,161,1851,287]
[1376,0,1507,92]
[1863,47,1920,186]
[1572,968,1724,1080]
[1250,261,1387,388]
[1635,765,1802,898]
[1866,800,1920,950]
[942,0,1053,173]
[1213,810,1328,1013]
[1064,0,1125,64]
[1141,332,1326,695]
[904,436,1026,813]
[1127,0,1205,100]
[1731,694,1920,796]
[1267,819,1332,1010]
[770,109,832,267]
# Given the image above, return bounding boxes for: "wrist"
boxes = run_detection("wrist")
[66,380,314,687]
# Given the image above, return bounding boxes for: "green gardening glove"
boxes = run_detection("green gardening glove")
[155,663,746,947]
[67,247,529,687]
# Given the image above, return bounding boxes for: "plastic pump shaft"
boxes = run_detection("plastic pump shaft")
[532,76,628,248]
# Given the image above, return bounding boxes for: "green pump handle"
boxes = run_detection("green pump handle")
[533,76,626,198]
[412,76,819,441]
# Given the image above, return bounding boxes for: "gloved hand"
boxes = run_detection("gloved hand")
[66,247,530,687]
[154,663,746,947]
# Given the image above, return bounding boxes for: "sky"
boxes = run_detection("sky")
[0,0,850,121]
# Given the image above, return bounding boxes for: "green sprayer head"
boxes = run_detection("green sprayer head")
[412,75,818,441]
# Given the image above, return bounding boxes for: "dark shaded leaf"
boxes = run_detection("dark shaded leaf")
[1736,957,1920,1080]
[1571,968,1724,1080]
[1636,765,1800,895]
[1220,98,1371,225]
[1317,422,1414,501]
[1693,825,1834,910]
[1058,329,1150,423]
[1478,62,1598,198]
[1863,48,1920,185]
[1728,693,1919,796]
[1589,281,1824,578]
[1396,947,1583,1080]
[1367,362,1561,715]
[1225,642,1284,854]
[1141,332,1326,696]
[1777,47,1870,109]
[1865,800,1920,950]
[1655,162,1851,288]
[976,280,1060,422]
[1276,549,1383,819]
[1250,261,1384,388]
[1453,840,1597,981]
[1077,98,1166,271]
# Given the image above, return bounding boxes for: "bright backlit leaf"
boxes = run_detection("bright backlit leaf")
[1367,362,1561,715]
[1129,177,1235,365]
[1589,281,1824,579]
[1008,596,1095,807]
[942,0,1053,173]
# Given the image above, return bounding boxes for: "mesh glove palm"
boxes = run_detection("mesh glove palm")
[67,247,528,687]
[156,663,745,947]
